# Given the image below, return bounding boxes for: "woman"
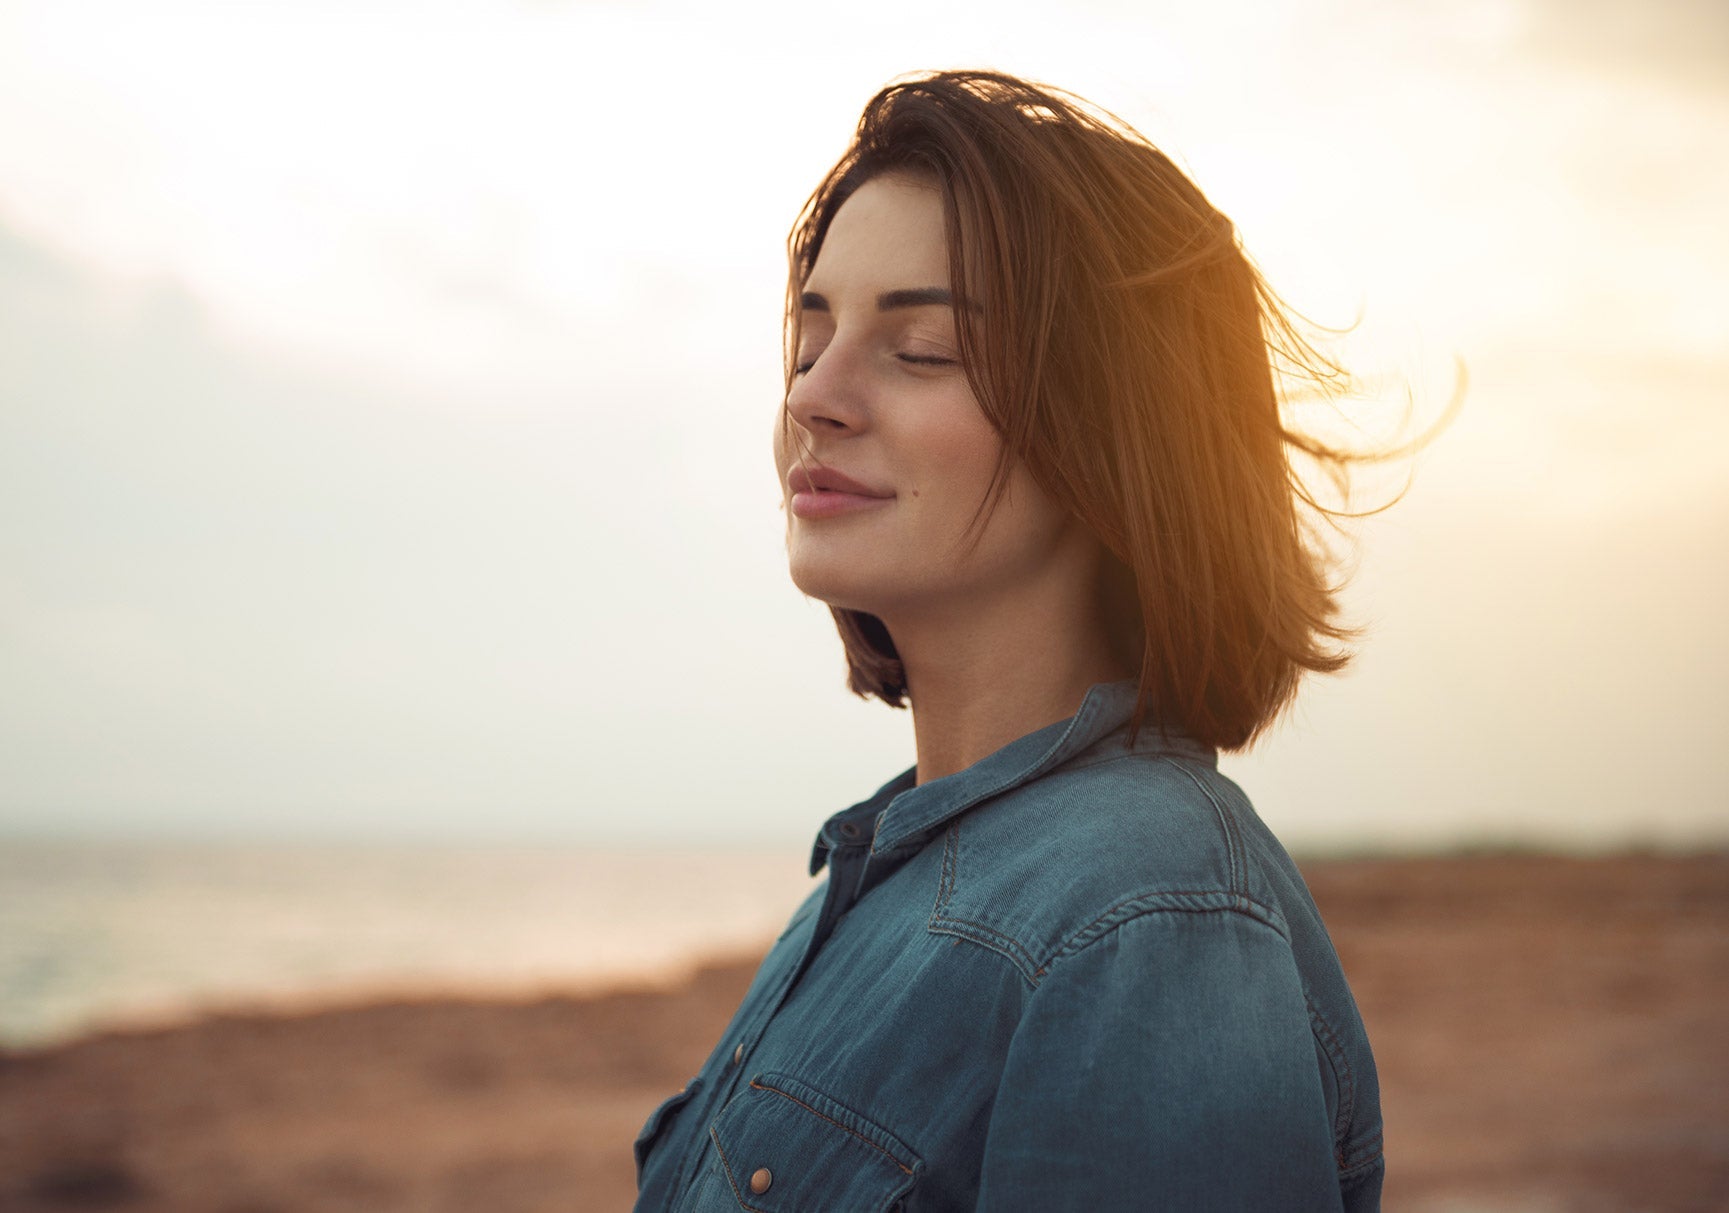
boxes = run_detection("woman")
[634,69,1384,1211]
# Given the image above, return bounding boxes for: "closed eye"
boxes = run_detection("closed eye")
[793,352,954,375]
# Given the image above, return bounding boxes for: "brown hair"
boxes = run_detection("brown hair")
[784,69,1414,751]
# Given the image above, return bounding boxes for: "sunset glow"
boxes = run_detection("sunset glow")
[1,0,1724,850]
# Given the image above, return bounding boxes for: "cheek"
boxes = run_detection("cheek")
[913,409,1069,556]
[909,394,1004,500]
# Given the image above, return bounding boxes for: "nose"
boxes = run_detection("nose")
[784,340,868,438]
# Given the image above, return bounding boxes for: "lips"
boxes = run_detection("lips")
[787,464,894,520]
[787,466,891,498]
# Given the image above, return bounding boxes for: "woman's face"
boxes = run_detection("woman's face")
[774,171,1092,626]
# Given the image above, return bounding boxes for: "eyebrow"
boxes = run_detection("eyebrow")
[799,287,974,313]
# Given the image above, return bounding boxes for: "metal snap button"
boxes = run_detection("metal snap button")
[839,821,862,839]
[732,1041,745,1066]
[749,1167,773,1195]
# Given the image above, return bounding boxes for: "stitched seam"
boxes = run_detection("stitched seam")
[933,823,959,916]
[749,1080,914,1175]
[928,917,1042,984]
[1051,891,1288,961]
[1347,1130,1384,1162]
[1340,1127,1384,1173]
[930,823,1042,983]
[709,1123,768,1213]
[1061,904,1287,967]
[1343,1125,1385,1165]
[1169,759,1244,910]
[1305,992,1356,1152]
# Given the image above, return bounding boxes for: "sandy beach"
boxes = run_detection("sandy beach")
[1,853,1724,1212]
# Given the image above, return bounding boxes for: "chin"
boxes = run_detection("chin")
[786,551,884,615]
[787,562,859,611]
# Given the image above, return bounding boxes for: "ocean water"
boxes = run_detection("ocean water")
[0,839,821,1049]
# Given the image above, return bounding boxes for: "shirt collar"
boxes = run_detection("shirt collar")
[810,679,1215,876]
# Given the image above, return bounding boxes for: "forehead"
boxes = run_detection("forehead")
[807,172,950,296]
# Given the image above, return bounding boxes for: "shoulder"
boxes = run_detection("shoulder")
[928,745,1292,985]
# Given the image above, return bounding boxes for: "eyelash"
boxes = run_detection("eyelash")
[792,353,956,375]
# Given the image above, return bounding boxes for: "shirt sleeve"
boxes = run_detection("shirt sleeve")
[975,907,1347,1212]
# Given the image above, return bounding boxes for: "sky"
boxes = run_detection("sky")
[1,0,1725,854]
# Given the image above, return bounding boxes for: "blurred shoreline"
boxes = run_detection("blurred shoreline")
[2,852,1725,1212]
[0,840,823,1050]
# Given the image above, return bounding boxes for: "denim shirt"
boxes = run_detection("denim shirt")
[633,681,1384,1211]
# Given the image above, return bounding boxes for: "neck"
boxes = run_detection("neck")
[887,563,1129,786]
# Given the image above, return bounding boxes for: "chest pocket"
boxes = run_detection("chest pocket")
[703,1072,921,1212]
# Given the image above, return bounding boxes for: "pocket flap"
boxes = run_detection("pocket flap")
[635,1077,702,1178]
[708,1073,920,1212]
